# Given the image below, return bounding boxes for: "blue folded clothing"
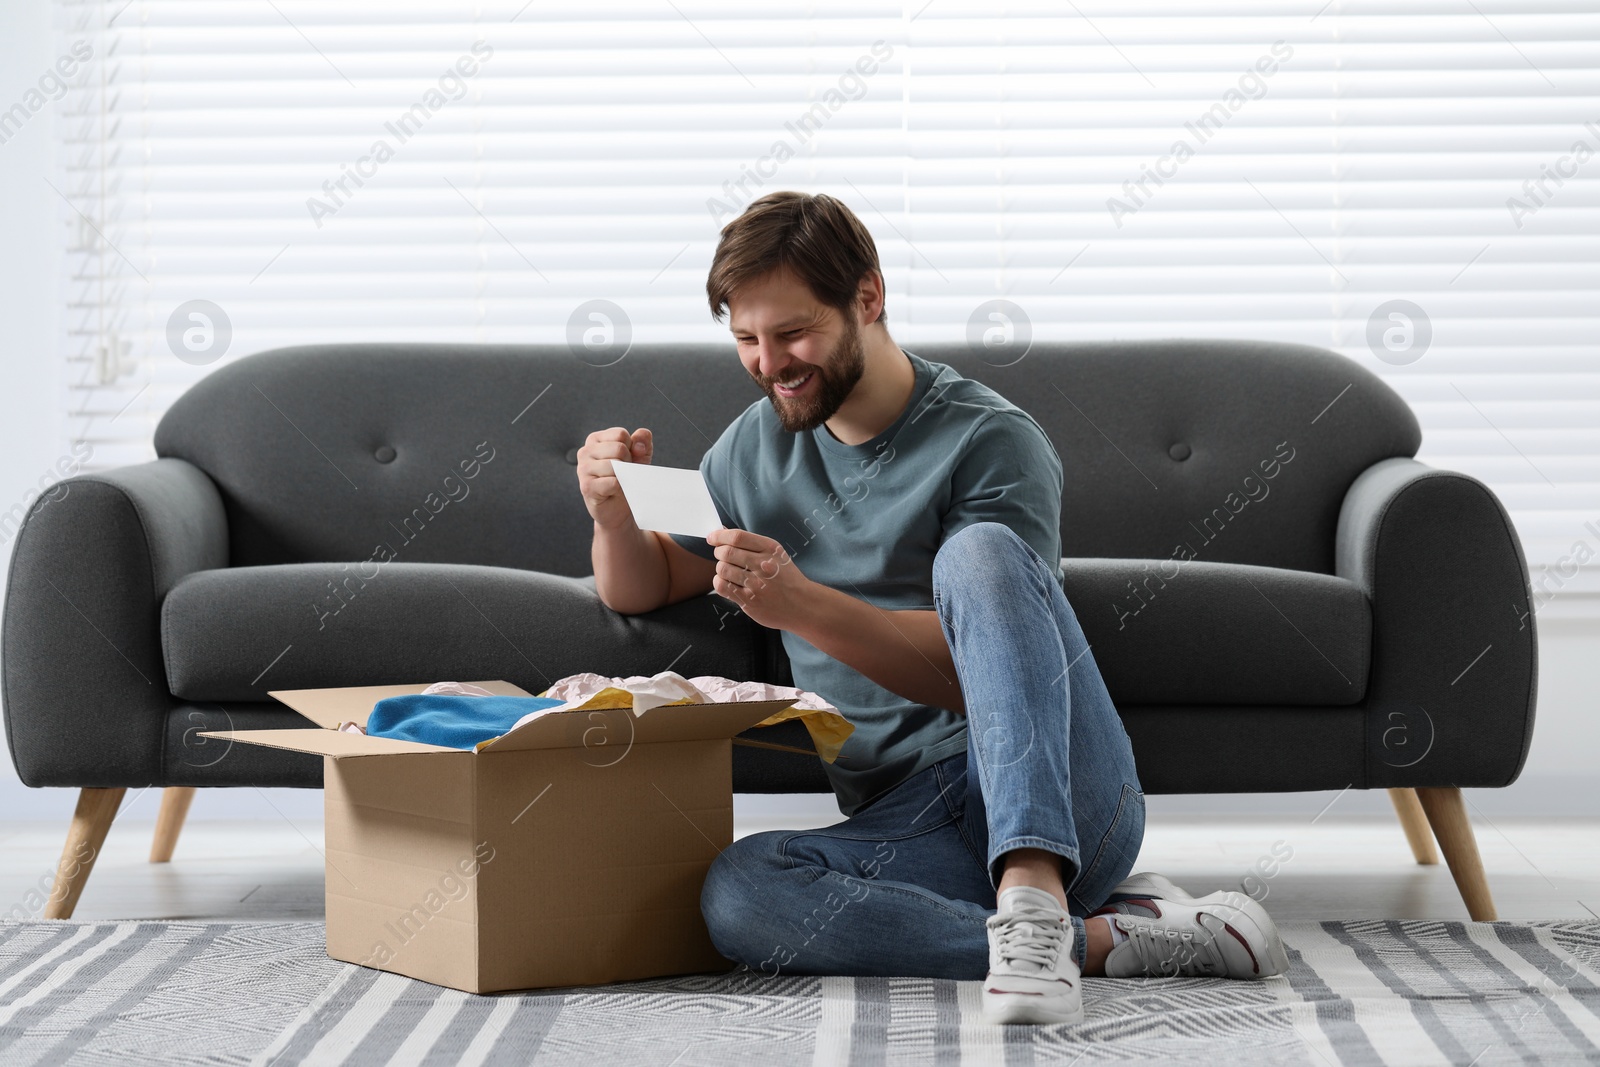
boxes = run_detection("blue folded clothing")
[366,694,567,751]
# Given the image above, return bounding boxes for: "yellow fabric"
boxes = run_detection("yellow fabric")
[549,686,674,712]
[751,701,854,764]
[521,686,855,763]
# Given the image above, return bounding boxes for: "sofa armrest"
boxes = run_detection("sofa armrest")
[2,458,228,786]
[1335,457,1537,788]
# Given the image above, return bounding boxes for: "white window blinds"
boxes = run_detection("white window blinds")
[52,1,1600,606]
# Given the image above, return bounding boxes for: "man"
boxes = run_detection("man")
[577,191,1287,1025]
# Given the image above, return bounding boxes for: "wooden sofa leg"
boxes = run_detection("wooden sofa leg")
[44,787,126,920]
[1415,787,1498,921]
[1387,788,1439,865]
[150,787,196,863]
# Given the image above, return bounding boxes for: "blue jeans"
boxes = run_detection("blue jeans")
[701,521,1145,979]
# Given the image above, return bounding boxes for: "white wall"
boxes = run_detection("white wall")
[1,2,70,818]
[1,6,1595,826]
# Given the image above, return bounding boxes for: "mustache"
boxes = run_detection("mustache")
[758,366,819,387]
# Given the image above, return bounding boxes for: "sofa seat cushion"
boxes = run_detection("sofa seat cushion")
[1063,558,1370,706]
[161,562,769,703]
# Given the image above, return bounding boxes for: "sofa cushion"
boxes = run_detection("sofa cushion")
[1063,558,1370,706]
[165,553,1366,713]
[151,340,1420,579]
[161,562,772,704]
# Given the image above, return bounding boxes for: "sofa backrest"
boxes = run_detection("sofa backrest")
[153,339,1419,578]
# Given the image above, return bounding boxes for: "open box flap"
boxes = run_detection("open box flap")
[268,679,535,730]
[480,698,800,754]
[196,727,463,758]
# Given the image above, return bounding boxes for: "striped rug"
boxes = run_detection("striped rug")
[1,919,1597,1065]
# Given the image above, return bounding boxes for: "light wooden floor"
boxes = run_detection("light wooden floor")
[2,809,1595,924]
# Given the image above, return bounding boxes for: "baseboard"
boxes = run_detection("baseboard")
[1145,773,1600,818]
[0,783,327,823]
[0,774,1593,824]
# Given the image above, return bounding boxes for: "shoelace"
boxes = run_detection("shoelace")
[1117,915,1227,977]
[991,912,1070,972]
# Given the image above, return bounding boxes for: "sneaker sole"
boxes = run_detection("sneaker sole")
[1110,872,1291,977]
[982,989,1085,1026]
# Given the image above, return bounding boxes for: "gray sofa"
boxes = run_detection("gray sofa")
[2,339,1537,921]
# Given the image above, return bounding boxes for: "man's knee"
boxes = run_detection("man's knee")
[700,832,784,967]
[933,521,1023,590]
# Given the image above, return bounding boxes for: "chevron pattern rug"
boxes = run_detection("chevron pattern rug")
[1,919,1597,1065]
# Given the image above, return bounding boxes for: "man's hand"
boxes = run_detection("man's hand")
[578,426,653,530]
[710,528,966,713]
[709,527,815,631]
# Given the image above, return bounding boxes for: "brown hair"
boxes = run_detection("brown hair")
[706,191,885,326]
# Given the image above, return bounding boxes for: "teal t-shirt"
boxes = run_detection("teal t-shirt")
[668,349,1064,816]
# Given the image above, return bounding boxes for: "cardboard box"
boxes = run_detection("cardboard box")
[201,680,798,993]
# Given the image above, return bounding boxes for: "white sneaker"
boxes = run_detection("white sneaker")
[1091,871,1289,979]
[982,886,1084,1025]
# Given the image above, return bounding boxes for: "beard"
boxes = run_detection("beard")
[756,316,866,433]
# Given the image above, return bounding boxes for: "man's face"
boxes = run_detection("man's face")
[729,268,866,434]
